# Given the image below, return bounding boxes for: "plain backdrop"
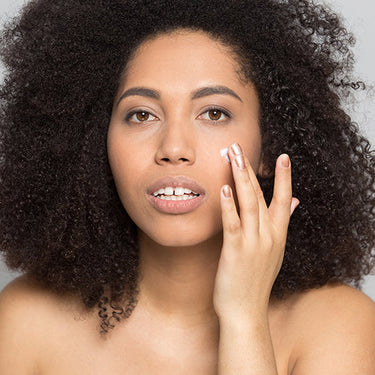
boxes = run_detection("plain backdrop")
[0,0,374,301]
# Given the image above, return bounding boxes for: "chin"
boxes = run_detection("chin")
[152,231,209,247]
[140,223,223,248]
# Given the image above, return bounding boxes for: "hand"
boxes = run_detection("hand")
[213,142,299,321]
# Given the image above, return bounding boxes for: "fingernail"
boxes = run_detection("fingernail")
[222,185,232,198]
[280,154,290,168]
[235,154,246,169]
[230,142,242,156]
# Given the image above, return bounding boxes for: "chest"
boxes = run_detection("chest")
[38,315,295,375]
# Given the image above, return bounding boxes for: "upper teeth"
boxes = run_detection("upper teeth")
[152,187,198,196]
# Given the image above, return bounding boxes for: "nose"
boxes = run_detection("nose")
[154,120,196,166]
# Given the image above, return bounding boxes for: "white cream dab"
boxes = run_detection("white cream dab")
[220,147,230,164]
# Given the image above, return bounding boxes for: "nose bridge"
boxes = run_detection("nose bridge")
[155,104,195,164]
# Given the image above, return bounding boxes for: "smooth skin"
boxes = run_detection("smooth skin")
[0,29,374,375]
[215,145,298,374]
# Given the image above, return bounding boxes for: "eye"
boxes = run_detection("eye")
[199,107,231,123]
[125,110,159,123]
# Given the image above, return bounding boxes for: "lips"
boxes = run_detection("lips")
[146,175,206,196]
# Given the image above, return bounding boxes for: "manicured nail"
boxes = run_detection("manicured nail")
[222,185,232,198]
[280,154,290,168]
[235,154,246,169]
[230,142,242,156]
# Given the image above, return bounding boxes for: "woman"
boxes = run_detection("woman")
[0,0,374,373]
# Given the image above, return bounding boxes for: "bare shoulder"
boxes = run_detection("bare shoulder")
[290,282,375,318]
[288,282,375,375]
[0,274,92,374]
[0,273,74,320]
[0,274,50,374]
[1,273,58,309]
[0,273,93,319]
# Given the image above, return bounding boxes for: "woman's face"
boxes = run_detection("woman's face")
[108,30,262,247]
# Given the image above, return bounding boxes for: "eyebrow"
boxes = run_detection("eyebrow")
[116,85,243,106]
[191,86,242,102]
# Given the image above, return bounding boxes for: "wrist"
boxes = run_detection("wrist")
[218,310,269,332]
[217,303,269,324]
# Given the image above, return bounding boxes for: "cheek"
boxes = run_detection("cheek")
[241,127,263,173]
[108,143,144,223]
[107,132,137,197]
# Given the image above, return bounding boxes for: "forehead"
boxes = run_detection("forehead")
[121,30,246,90]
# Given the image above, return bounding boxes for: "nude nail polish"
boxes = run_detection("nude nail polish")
[230,142,242,156]
[235,154,246,169]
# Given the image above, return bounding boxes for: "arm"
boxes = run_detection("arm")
[218,315,278,374]
[214,143,296,374]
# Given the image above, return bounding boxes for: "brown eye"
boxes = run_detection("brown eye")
[198,107,231,123]
[208,109,223,121]
[126,110,158,123]
[136,112,150,121]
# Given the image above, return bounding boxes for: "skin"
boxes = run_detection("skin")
[0,29,374,375]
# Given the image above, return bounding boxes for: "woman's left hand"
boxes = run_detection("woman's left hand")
[213,142,299,321]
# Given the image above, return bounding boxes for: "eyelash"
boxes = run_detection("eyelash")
[124,106,232,124]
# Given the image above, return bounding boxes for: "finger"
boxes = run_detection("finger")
[220,185,242,243]
[243,155,270,231]
[268,154,293,232]
[228,144,259,234]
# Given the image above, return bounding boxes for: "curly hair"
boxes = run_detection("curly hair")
[0,0,374,335]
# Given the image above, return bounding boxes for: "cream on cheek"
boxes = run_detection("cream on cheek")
[220,147,230,164]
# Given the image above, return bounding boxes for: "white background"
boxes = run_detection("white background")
[0,0,374,300]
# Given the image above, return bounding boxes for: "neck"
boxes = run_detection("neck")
[136,229,223,328]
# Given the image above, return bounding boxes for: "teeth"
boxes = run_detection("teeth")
[174,187,186,196]
[157,195,198,200]
[165,187,174,196]
[152,187,196,196]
